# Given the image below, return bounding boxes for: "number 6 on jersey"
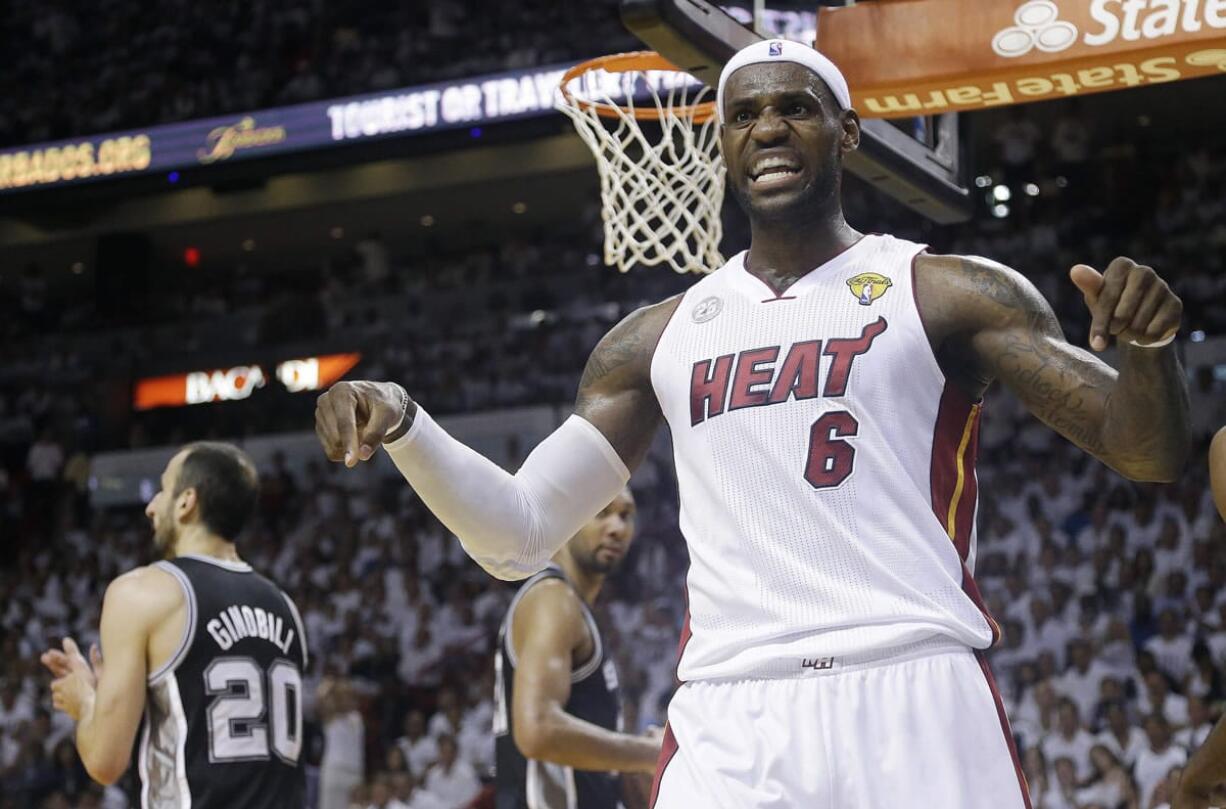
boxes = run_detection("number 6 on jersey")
[804,411,859,489]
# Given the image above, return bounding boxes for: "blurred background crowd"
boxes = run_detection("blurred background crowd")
[2,3,1225,809]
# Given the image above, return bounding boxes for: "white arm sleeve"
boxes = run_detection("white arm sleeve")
[382,406,631,580]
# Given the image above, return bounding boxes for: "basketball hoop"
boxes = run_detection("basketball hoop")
[557,51,726,275]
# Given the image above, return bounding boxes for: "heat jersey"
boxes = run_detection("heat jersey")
[138,554,308,809]
[494,566,623,809]
[650,234,998,682]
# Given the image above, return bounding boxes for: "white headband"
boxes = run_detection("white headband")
[715,39,852,124]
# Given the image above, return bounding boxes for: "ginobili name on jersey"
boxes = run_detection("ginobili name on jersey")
[206,603,297,655]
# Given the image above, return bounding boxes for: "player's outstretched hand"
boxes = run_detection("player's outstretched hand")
[1069,258,1182,352]
[315,381,410,468]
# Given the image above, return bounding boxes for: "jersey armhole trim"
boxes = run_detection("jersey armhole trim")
[647,293,686,403]
[503,568,600,680]
[281,589,310,668]
[909,245,949,389]
[149,561,198,686]
[569,606,603,683]
[502,569,553,670]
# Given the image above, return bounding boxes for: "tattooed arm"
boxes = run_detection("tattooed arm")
[572,296,679,470]
[915,254,1189,482]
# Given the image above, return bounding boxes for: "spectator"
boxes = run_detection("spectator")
[1144,609,1194,682]
[1096,701,1148,769]
[366,773,409,809]
[1173,695,1213,751]
[1074,745,1138,809]
[421,735,480,809]
[318,678,366,809]
[1055,639,1110,725]
[1133,715,1187,809]
[1137,672,1190,728]
[1040,756,1081,809]
[1042,698,1096,781]
[389,771,447,809]
[396,710,440,777]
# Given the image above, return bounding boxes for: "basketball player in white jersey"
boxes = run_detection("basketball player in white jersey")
[1173,427,1226,809]
[316,40,1189,808]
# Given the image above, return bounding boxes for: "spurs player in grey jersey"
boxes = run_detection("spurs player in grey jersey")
[42,442,307,809]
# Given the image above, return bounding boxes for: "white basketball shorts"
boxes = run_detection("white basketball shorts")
[648,642,1031,808]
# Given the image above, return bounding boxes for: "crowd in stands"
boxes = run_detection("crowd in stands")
[2,88,1226,809]
[0,0,641,149]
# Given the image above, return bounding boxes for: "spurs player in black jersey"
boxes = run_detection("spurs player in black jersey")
[495,488,660,809]
[41,442,307,809]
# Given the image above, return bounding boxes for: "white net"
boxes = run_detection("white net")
[557,55,726,275]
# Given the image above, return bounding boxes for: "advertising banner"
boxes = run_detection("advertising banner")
[817,0,1226,117]
[133,353,361,411]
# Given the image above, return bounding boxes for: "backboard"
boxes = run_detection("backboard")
[620,0,972,224]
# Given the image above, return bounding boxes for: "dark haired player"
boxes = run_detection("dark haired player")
[317,38,1188,807]
[494,489,660,809]
[41,442,308,808]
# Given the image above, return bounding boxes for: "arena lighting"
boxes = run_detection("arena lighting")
[511,201,527,214]
[420,214,435,227]
[992,203,1010,218]
[1191,330,1206,342]
[1024,183,1040,197]
[242,238,256,252]
[71,262,84,274]
[132,352,362,410]
[183,246,201,267]
[992,185,1012,202]
[974,175,994,188]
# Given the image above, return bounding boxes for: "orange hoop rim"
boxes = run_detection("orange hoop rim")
[559,50,717,124]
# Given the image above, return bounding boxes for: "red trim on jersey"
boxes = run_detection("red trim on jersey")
[930,383,972,557]
[741,234,870,299]
[648,294,686,369]
[648,723,679,809]
[975,651,1034,809]
[930,384,1000,643]
[928,384,982,561]
[675,607,692,682]
[962,560,1002,645]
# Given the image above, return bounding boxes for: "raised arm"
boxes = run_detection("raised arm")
[915,254,1189,482]
[314,296,680,579]
[509,580,659,774]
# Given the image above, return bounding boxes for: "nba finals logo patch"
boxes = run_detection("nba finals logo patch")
[846,273,892,306]
[768,41,783,56]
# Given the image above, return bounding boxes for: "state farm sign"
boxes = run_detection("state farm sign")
[993,0,1226,58]
[134,353,360,411]
[816,0,1226,117]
